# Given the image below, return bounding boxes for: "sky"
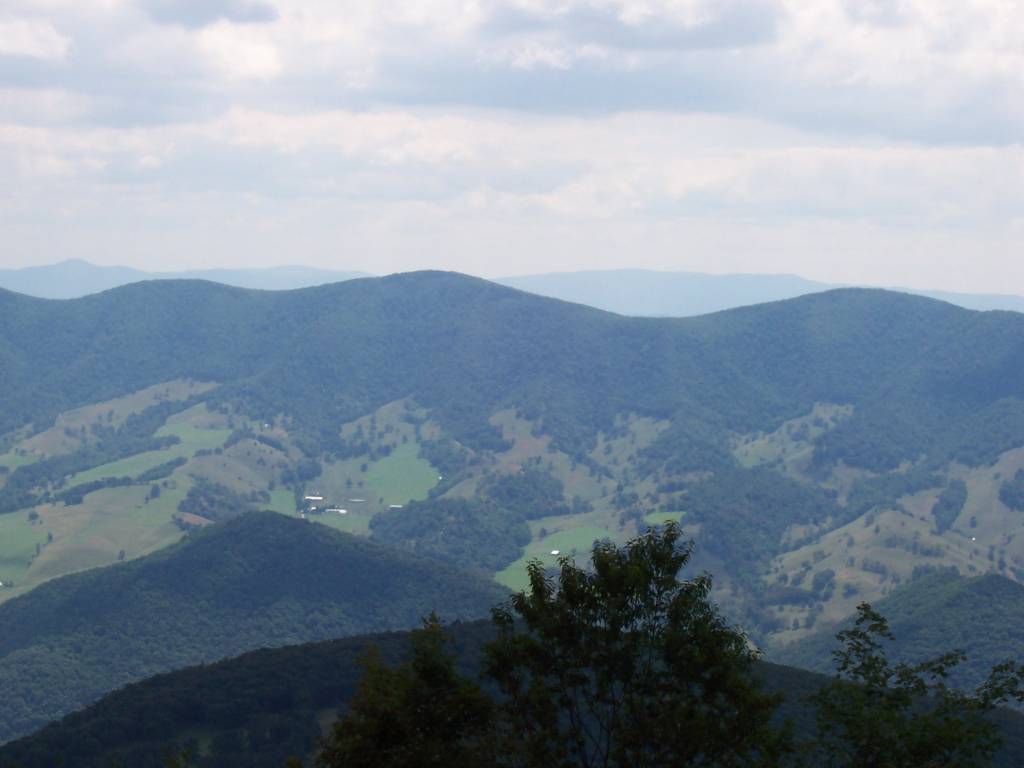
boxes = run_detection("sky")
[1,0,1022,291]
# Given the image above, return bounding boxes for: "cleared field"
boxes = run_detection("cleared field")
[3,380,217,466]
[0,451,39,473]
[66,425,230,488]
[310,509,373,536]
[188,443,277,495]
[142,475,195,519]
[644,510,685,526]
[0,480,189,604]
[365,443,438,506]
[156,422,231,446]
[734,403,852,475]
[0,515,47,586]
[491,410,609,501]
[266,489,297,514]
[495,525,615,591]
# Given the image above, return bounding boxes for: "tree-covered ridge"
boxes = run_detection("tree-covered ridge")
[774,569,1024,691]
[2,275,1023,472]
[0,511,506,744]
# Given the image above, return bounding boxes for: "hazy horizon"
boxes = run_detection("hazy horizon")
[6,258,1024,312]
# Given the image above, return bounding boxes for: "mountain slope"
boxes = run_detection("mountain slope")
[500,269,1024,316]
[0,511,505,744]
[774,569,1024,689]
[3,273,1022,464]
[8,261,1024,315]
[4,620,1024,768]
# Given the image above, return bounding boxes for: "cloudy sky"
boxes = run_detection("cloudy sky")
[1,0,1022,291]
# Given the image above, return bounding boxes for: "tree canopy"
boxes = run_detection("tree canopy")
[318,523,791,768]
[813,603,1024,768]
[316,529,1024,768]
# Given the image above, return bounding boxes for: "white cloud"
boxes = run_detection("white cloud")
[0,87,90,122]
[0,0,1021,292]
[0,17,70,59]
[197,22,282,79]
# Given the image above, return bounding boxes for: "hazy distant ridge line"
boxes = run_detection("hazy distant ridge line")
[2,260,1023,315]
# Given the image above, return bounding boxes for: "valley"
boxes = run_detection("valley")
[5,4,1018,762]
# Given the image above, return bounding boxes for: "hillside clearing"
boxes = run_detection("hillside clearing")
[496,525,615,591]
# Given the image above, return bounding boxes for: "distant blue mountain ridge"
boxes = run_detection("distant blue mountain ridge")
[2,260,1022,316]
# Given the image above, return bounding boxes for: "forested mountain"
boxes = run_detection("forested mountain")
[3,271,1024,658]
[8,260,1024,315]
[499,269,1024,316]
[4,618,1024,768]
[774,569,1024,689]
[0,511,505,744]
[0,259,366,299]
[3,272,1022,465]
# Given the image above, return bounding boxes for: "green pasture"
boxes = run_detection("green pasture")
[19,483,188,592]
[66,425,230,488]
[365,443,439,506]
[495,525,615,591]
[0,451,40,473]
[310,509,372,536]
[266,489,297,514]
[644,510,685,527]
[141,476,195,519]
[0,514,48,585]
[155,422,231,447]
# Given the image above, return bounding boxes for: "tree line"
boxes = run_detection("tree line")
[310,524,1024,768]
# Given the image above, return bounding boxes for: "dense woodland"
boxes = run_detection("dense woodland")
[369,469,573,573]
[0,513,505,744]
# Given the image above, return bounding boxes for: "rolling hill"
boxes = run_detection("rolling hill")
[2,272,1024,652]
[4,618,1024,768]
[0,511,506,744]
[500,269,1024,316]
[0,259,367,299]
[7,260,1024,316]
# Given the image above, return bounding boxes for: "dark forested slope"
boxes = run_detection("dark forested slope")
[0,259,367,299]
[4,619,1024,768]
[0,511,505,744]
[774,569,1024,689]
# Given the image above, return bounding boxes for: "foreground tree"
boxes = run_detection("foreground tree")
[317,524,789,768]
[316,615,495,768]
[812,603,1024,768]
[484,523,791,768]
[315,526,1024,768]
